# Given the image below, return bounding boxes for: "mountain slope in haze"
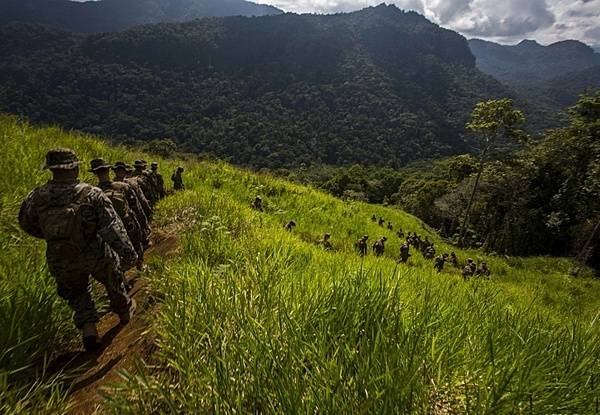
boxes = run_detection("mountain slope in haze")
[0,0,283,32]
[469,38,600,110]
[469,38,600,84]
[0,5,511,168]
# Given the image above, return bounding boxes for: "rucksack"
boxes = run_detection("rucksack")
[38,183,92,259]
[103,185,132,224]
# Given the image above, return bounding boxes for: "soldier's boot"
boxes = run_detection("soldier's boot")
[82,323,99,351]
[119,298,137,325]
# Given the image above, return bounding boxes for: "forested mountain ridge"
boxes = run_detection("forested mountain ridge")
[0,5,512,168]
[469,38,600,111]
[0,0,282,33]
[469,38,600,85]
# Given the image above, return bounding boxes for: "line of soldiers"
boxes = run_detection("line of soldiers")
[18,149,176,351]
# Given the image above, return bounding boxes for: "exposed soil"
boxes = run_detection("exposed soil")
[47,232,180,414]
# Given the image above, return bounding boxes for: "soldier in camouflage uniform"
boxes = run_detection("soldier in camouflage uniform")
[171,166,185,191]
[133,160,158,206]
[150,162,166,200]
[90,159,146,270]
[18,149,137,351]
[114,161,153,223]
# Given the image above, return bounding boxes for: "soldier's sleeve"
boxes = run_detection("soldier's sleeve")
[18,191,44,239]
[93,190,138,270]
[126,186,149,230]
[134,183,153,219]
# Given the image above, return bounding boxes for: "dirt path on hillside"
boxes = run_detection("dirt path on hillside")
[47,232,179,414]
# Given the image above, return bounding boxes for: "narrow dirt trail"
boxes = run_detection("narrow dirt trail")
[48,232,179,414]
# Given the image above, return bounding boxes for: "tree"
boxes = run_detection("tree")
[459,98,526,246]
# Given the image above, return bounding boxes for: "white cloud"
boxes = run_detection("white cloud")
[253,0,600,47]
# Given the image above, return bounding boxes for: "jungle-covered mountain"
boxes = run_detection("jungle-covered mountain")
[469,38,600,110]
[0,0,282,33]
[0,5,512,168]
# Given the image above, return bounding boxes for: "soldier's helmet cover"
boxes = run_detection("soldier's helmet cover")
[44,148,82,170]
[151,162,158,169]
[134,160,146,168]
[112,161,131,171]
[89,158,111,172]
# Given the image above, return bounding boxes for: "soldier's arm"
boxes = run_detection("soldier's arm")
[18,191,44,239]
[126,186,149,230]
[93,190,138,270]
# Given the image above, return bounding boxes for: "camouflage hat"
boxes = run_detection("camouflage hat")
[112,161,131,171]
[151,162,158,168]
[43,148,82,170]
[363,235,369,239]
[177,166,184,172]
[88,158,111,172]
[133,160,146,168]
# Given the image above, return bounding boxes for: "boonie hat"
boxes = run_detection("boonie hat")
[43,148,82,170]
[89,158,111,172]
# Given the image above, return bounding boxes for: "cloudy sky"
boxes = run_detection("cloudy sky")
[253,0,600,49]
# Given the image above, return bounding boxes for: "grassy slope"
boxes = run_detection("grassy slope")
[1,116,600,413]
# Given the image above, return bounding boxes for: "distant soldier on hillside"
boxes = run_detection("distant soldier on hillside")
[150,162,166,200]
[371,214,377,222]
[18,149,137,351]
[450,252,459,268]
[462,258,476,280]
[90,158,145,270]
[373,236,387,256]
[356,235,369,257]
[399,241,411,263]
[396,228,404,239]
[424,244,436,259]
[320,233,333,251]
[476,261,491,277]
[171,166,185,191]
[378,217,385,226]
[387,221,393,231]
[434,253,448,273]
[285,220,296,232]
[251,196,264,212]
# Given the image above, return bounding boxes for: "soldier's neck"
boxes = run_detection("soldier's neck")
[51,170,79,183]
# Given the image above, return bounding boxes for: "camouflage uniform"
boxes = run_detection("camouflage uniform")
[399,242,411,263]
[122,175,153,221]
[150,162,166,200]
[97,180,145,268]
[19,176,136,330]
[171,167,185,191]
[133,160,158,206]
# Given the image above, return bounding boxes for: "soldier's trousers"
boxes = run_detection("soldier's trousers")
[52,249,131,329]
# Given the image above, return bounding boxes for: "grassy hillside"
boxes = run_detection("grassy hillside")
[1,116,600,413]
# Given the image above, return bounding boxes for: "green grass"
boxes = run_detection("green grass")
[1,115,600,413]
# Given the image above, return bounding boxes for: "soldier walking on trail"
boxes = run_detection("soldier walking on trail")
[171,166,185,191]
[18,149,137,351]
[90,158,146,270]
[371,214,377,222]
[434,253,448,273]
[320,233,333,251]
[475,261,491,277]
[150,162,166,200]
[378,217,385,227]
[285,220,296,232]
[356,235,369,257]
[462,258,476,280]
[450,252,459,268]
[387,221,393,231]
[133,160,158,204]
[373,236,387,256]
[114,161,152,233]
[399,241,411,263]
[251,196,264,212]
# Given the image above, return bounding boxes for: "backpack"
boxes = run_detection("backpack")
[103,185,132,224]
[38,183,92,259]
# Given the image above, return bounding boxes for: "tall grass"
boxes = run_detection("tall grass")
[2,116,600,413]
